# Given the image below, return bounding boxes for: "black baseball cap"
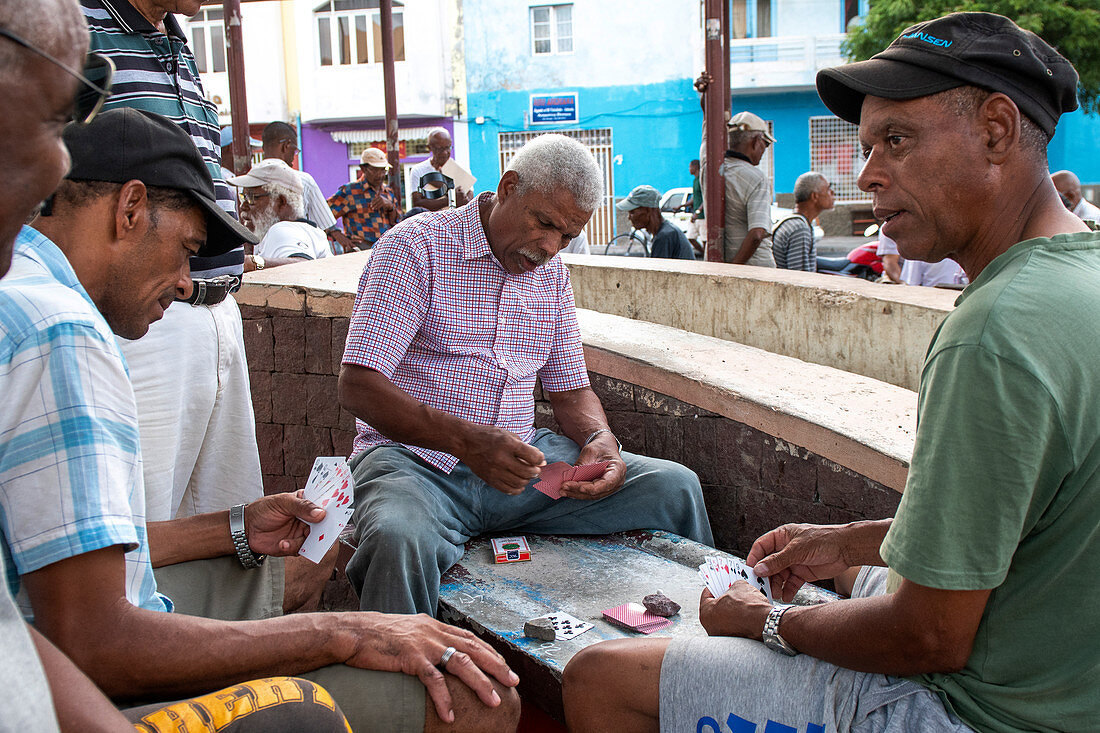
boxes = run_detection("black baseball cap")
[817,12,1079,137]
[63,108,257,256]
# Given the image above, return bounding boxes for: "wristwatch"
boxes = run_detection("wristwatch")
[229,504,266,569]
[761,605,798,656]
[251,254,266,270]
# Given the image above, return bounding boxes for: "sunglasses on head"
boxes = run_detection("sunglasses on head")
[0,27,114,124]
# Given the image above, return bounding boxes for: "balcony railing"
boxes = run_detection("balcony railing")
[729,34,847,89]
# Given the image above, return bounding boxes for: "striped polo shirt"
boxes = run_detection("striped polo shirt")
[81,0,243,279]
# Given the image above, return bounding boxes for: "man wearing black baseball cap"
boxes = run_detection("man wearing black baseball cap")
[565,13,1100,733]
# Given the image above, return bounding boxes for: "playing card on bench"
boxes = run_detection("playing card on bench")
[298,457,354,564]
[603,602,673,634]
[540,612,593,640]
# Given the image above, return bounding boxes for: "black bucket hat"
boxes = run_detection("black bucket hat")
[817,12,1079,137]
[63,108,257,256]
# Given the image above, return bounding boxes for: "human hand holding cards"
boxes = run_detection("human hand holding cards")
[297,457,355,564]
[698,555,775,603]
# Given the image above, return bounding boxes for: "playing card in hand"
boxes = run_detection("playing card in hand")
[698,555,773,603]
[533,460,612,499]
[298,457,354,564]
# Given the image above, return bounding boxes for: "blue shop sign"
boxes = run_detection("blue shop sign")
[530,93,578,125]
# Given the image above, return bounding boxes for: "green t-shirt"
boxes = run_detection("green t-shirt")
[880,232,1100,733]
[692,175,704,219]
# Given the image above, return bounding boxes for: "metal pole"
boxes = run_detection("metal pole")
[722,0,731,118]
[380,0,401,195]
[224,0,250,175]
[704,0,726,262]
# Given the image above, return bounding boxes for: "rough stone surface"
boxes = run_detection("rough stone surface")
[643,592,680,617]
[524,617,556,641]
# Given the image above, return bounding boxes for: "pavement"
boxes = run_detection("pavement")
[816,234,873,257]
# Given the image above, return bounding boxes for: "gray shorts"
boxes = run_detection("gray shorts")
[658,567,973,733]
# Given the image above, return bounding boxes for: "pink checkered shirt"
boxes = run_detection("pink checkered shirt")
[343,193,590,472]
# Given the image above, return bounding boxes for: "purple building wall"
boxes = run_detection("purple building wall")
[300,117,453,201]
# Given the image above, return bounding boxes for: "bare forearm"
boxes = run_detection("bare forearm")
[777,585,980,676]
[546,387,611,447]
[30,626,134,731]
[732,228,766,264]
[59,605,354,700]
[338,365,479,458]
[147,513,233,568]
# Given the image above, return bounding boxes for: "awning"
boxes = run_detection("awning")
[329,126,439,144]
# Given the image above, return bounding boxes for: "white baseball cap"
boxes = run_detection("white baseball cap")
[227,158,303,194]
[728,111,776,143]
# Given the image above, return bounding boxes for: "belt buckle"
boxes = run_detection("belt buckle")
[182,275,240,306]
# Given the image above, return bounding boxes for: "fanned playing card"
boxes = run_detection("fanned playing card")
[536,612,593,641]
[602,602,673,634]
[698,555,773,603]
[533,460,612,499]
[298,457,354,564]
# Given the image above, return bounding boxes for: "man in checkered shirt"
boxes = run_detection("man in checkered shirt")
[339,134,714,614]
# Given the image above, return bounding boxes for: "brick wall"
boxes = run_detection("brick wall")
[243,304,899,557]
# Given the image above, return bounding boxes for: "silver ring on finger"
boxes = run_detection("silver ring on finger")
[438,646,457,669]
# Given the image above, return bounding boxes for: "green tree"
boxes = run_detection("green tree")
[844,0,1100,113]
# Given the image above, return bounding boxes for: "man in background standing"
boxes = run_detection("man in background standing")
[687,159,705,256]
[722,112,776,266]
[261,121,344,250]
[408,127,474,211]
[772,172,834,271]
[328,148,401,250]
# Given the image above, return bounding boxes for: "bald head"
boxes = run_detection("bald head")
[1052,170,1083,208]
[0,0,86,75]
[0,0,88,276]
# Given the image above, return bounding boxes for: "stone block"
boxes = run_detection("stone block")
[700,483,739,553]
[532,379,544,402]
[242,317,273,372]
[304,317,332,375]
[817,459,900,518]
[331,428,357,457]
[760,437,818,503]
[643,413,682,463]
[534,401,560,433]
[262,473,296,497]
[681,416,718,485]
[635,386,700,417]
[714,419,763,491]
[607,412,645,454]
[283,425,334,479]
[250,369,272,424]
[255,422,283,476]
[736,487,837,557]
[305,374,342,429]
[273,316,305,374]
[339,407,359,433]
[588,373,634,412]
[238,305,267,321]
[270,372,307,425]
[330,317,350,375]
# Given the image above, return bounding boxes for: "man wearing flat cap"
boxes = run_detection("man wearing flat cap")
[328,147,402,251]
[720,111,777,266]
[0,108,522,732]
[564,13,1100,733]
[615,185,695,260]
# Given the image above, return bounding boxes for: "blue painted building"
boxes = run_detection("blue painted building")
[461,0,1100,244]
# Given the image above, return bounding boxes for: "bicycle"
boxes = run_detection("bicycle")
[602,229,650,257]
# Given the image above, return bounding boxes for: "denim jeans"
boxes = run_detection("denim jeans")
[346,428,714,614]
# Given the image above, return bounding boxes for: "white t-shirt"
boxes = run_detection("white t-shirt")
[562,231,591,255]
[876,231,899,256]
[255,221,333,261]
[299,170,337,230]
[901,258,969,287]
[1072,197,1100,224]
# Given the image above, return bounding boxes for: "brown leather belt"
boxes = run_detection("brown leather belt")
[178,275,240,307]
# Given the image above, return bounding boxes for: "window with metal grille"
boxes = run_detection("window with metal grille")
[530,4,573,55]
[187,8,226,74]
[809,116,864,201]
[499,128,613,245]
[314,0,404,67]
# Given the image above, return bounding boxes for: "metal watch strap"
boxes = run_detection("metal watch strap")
[229,504,265,569]
[252,254,266,270]
[762,605,798,656]
[583,427,622,453]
